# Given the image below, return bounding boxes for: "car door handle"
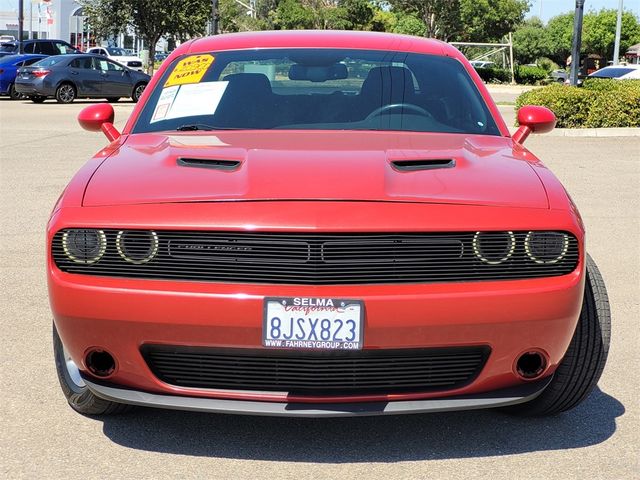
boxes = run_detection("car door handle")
[71,71,79,75]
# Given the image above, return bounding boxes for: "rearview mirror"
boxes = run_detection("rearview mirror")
[288,63,348,82]
[512,105,556,144]
[77,103,120,142]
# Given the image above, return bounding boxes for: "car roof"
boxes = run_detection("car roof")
[182,31,460,60]
[0,53,46,62]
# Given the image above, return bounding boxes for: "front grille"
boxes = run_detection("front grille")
[52,230,579,285]
[142,345,490,395]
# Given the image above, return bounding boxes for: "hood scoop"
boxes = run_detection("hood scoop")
[391,158,455,172]
[177,157,241,171]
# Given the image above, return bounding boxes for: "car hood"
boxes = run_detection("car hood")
[83,131,548,208]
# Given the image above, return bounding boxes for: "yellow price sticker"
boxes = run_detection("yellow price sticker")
[165,54,214,87]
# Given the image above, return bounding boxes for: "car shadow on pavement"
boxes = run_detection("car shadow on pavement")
[97,387,623,462]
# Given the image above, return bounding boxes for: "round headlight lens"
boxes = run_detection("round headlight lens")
[116,230,159,264]
[473,231,515,265]
[525,231,569,264]
[62,229,106,264]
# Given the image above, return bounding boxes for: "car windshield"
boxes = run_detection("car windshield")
[590,67,634,78]
[107,47,127,56]
[33,56,68,67]
[133,48,500,136]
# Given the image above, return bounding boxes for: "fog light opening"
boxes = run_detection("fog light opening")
[85,349,116,378]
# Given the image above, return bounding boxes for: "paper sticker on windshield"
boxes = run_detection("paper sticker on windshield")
[151,85,179,122]
[150,82,228,123]
[165,54,214,87]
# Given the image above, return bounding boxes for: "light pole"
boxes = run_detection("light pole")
[569,0,585,86]
[18,0,24,53]
[613,0,624,65]
[211,0,219,35]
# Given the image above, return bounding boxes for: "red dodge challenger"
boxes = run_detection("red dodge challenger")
[48,31,610,417]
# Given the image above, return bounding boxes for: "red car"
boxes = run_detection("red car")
[49,31,610,417]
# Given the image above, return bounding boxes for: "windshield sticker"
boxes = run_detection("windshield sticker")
[165,54,214,87]
[151,85,179,123]
[150,81,229,123]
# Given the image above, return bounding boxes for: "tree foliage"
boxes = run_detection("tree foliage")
[80,0,210,50]
[514,9,640,66]
[513,17,552,64]
[458,0,529,42]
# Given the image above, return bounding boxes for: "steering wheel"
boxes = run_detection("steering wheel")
[365,103,433,121]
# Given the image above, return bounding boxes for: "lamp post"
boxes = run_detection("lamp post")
[569,0,585,86]
[211,0,219,35]
[18,0,24,53]
[613,0,624,65]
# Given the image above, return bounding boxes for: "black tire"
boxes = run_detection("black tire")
[9,83,22,100]
[507,254,611,416]
[106,97,120,103]
[53,323,132,415]
[55,82,76,104]
[30,95,46,103]
[132,82,147,103]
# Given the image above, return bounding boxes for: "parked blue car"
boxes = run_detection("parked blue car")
[0,54,47,99]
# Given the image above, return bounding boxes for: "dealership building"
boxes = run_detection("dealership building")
[0,0,150,51]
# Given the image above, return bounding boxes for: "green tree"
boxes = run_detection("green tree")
[458,0,529,42]
[513,17,552,64]
[388,0,461,40]
[583,9,640,60]
[273,0,315,29]
[393,14,426,37]
[80,0,210,57]
[545,12,574,65]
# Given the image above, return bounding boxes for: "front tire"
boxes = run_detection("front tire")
[55,83,76,104]
[53,323,132,415]
[507,254,611,416]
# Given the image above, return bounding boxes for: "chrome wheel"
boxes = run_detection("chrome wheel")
[56,84,75,103]
[133,83,146,102]
[62,344,85,388]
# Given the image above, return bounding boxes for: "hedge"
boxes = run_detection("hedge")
[515,79,640,128]
[514,65,548,85]
[475,65,551,85]
[475,67,511,83]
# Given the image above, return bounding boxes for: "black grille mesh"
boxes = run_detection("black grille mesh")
[142,345,490,395]
[52,230,579,285]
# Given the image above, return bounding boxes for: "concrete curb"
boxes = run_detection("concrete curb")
[508,127,640,137]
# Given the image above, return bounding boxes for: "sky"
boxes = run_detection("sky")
[1,0,639,22]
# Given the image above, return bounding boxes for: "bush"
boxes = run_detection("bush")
[515,65,549,85]
[515,79,640,128]
[475,67,511,83]
[536,57,561,73]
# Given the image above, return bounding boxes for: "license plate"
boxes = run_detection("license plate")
[263,297,363,350]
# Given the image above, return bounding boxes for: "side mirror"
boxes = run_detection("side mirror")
[77,103,121,142]
[512,105,556,145]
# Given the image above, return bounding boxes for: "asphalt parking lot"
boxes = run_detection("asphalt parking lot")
[1,97,638,479]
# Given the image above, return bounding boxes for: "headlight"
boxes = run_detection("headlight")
[62,229,106,264]
[116,230,159,264]
[473,231,515,265]
[525,231,569,264]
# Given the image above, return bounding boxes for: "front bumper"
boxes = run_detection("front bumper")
[49,201,585,408]
[84,376,552,417]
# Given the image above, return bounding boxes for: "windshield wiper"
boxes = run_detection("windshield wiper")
[176,123,242,131]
